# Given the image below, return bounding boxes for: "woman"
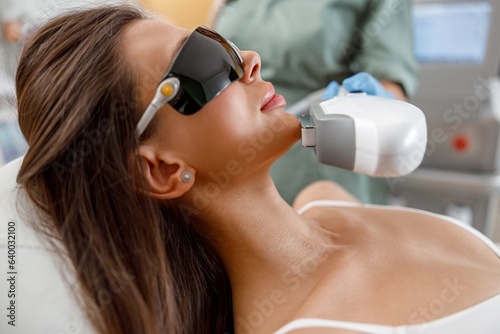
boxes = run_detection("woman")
[3,5,500,334]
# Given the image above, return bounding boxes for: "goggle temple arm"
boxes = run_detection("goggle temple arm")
[136,77,180,137]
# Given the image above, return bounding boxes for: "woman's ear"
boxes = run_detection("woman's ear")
[137,145,195,200]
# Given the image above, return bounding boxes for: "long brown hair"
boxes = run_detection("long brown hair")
[16,5,232,333]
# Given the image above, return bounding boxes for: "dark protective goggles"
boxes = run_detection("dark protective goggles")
[136,26,244,136]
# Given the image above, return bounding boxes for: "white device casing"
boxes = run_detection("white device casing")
[312,94,427,177]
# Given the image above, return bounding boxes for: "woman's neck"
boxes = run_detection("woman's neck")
[184,171,336,329]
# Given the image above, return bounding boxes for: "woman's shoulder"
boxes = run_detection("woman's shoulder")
[298,195,500,258]
[285,205,500,334]
[293,181,361,212]
[293,181,488,254]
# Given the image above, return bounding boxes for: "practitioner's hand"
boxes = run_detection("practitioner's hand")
[322,72,396,100]
[322,80,340,100]
[343,72,396,99]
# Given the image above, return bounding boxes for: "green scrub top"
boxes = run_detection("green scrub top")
[215,0,418,204]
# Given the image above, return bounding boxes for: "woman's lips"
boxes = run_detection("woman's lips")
[261,86,286,112]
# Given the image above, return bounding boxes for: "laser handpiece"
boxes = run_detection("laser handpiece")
[290,89,427,177]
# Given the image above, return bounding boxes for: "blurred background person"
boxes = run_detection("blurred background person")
[0,0,28,167]
[211,0,419,204]
[0,0,128,167]
[1,0,114,80]
[1,0,27,83]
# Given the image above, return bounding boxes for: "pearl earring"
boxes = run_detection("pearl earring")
[181,171,193,183]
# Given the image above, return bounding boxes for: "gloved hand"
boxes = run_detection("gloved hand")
[322,72,396,100]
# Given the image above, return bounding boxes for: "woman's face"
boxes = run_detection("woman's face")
[123,19,300,180]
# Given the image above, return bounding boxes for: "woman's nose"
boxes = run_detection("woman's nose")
[239,51,261,84]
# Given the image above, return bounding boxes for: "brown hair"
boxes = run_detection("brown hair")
[16,5,232,334]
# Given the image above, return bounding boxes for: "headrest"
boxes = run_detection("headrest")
[0,156,45,248]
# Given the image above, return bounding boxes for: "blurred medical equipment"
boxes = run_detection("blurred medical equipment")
[296,88,426,177]
[388,0,500,241]
[0,70,27,166]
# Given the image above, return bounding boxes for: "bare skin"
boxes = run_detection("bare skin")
[284,183,500,334]
[124,19,500,334]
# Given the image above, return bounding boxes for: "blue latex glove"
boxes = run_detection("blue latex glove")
[322,81,340,100]
[322,72,395,100]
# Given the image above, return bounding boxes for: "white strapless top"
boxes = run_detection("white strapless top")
[274,200,500,334]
